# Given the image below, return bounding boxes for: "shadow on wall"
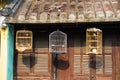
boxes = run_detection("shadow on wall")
[53,59,69,70]
[22,54,37,68]
[53,54,69,70]
[89,55,103,69]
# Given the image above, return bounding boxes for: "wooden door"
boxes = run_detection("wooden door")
[14,29,115,80]
[14,32,52,80]
[14,52,52,80]
[112,41,120,80]
[51,31,113,80]
[51,33,73,80]
[52,53,70,80]
[73,31,113,80]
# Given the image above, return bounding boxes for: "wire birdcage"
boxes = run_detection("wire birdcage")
[49,30,67,54]
[86,28,102,54]
[16,30,33,52]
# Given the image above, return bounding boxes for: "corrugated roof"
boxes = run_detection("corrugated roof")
[4,0,120,23]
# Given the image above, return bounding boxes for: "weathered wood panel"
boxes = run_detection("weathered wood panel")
[17,54,30,74]
[74,76,90,80]
[34,54,49,73]
[13,28,120,80]
[96,77,112,80]
[57,53,70,80]
[104,55,112,74]
[96,55,103,74]
[113,42,120,80]
[82,55,90,74]
[14,77,51,80]
[15,52,51,80]
[74,55,81,74]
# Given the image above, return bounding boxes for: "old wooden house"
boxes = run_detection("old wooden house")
[0,0,120,80]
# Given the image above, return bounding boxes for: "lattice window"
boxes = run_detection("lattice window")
[86,28,102,54]
[49,30,67,53]
[16,30,33,52]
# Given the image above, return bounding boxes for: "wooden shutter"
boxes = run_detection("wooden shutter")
[104,55,112,74]
[17,54,30,74]
[96,77,112,80]
[74,55,81,74]
[96,55,103,74]
[82,55,90,74]
[34,54,49,73]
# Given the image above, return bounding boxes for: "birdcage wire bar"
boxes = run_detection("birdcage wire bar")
[86,28,102,54]
[16,30,33,52]
[49,30,67,54]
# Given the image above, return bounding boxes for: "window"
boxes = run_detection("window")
[86,28,102,54]
[49,30,67,53]
[16,30,33,52]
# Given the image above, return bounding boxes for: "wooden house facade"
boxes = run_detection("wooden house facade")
[0,0,120,80]
[12,23,120,80]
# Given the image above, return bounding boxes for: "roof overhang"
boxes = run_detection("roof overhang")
[3,0,120,24]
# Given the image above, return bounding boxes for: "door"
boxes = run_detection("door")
[51,32,72,80]
[112,41,120,80]
[14,29,114,80]
[14,31,52,80]
[51,31,113,80]
[52,53,70,80]
[73,31,113,80]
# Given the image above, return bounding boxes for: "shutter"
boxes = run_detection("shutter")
[82,55,90,74]
[14,77,23,80]
[74,55,81,74]
[17,54,30,74]
[96,55,103,74]
[96,77,112,80]
[17,78,23,80]
[24,78,32,80]
[104,55,112,74]
[34,54,49,73]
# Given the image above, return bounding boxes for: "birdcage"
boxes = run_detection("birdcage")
[49,30,67,54]
[0,0,6,10]
[16,30,33,52]
[86,28,102,54]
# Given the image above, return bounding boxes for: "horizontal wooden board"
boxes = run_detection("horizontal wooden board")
[34,54,49,73]
[74,55,81,74]
[104,55,112,74]
[17,54,30,73]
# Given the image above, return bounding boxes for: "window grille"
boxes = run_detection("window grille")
[86,28,102,54]
[49,30,67,53]
[16,30,33,52]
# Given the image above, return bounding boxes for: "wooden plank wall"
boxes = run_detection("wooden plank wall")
[112,42,120,80]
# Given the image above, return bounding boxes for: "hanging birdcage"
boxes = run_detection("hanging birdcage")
[86,28,102,54]
[16,30,33,52]
[49,30,67,54]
